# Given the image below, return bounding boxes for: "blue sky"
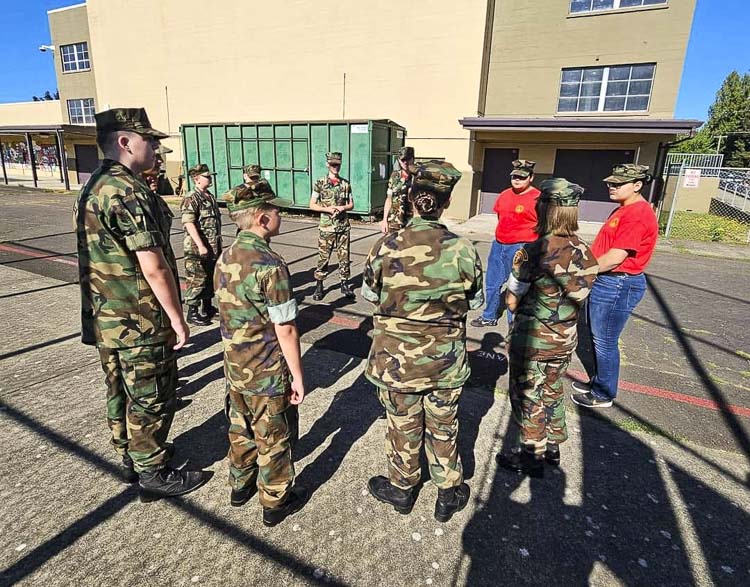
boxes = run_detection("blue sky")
[0,0,747,122]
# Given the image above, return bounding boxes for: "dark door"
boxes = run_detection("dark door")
[75,144,100,185]
[553,149,634,222]
[479,148,519,214]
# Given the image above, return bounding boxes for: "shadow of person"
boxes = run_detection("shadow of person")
[467,332,508,390]
[461,399,699,585]
[574,301,596,379]
[173,409,229,471]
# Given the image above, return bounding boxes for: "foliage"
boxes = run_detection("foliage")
[659,211,749,243]
[31,90,59,101]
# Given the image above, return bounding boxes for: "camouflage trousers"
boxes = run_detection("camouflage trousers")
[314,230,351,281]
[378,387,463,490]
[508,353,571,456]
[98,341,177,473]
[225,388,298,508]
[184,255,216,306]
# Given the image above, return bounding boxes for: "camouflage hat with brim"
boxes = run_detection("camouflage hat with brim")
[398,146,415,161]
[604,163,651,184]
[95,108,168,139]
[225,180,292,213]
[243,164,262,177]
[510,159,536,178]
[539,178,584,207]
[188,163,215,177]
[410,160,462,196]
[156,144,173,156]
[326,152,343,164]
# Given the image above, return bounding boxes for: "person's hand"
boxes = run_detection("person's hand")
[173,318,190,350]
[289,379,305,405]
[198,244,210,258]
[379,219,388,233]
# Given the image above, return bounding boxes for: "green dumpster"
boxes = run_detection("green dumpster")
[180,119,406,215]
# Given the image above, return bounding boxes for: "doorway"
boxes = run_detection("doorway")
[479,148,519,214]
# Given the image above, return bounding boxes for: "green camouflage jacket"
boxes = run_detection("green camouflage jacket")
[74,159,178,348]
[181,188,222,257]
[214,230,298,396]
[507,234,598,360]
[362,216,484,392]
[313,175,352,233]
[386,169,412,231]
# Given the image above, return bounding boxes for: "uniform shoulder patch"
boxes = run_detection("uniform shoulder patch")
[512,248,528,271]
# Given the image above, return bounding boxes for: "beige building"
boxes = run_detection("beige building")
[3,0,700,218]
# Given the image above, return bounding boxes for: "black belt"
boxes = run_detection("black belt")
[606,271,643,277]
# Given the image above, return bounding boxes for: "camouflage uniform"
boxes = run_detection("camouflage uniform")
[74,109,178,474]
[506,179,598,455]
[362,161,484,491]
[313,161,353,281]
[181,166,222,307]
[215,186,298,508]
[385,146,414,232]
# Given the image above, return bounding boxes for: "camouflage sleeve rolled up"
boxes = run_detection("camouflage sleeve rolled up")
[463,242,485,311]
[109,189,167,251]
[507,246,533,298]
[263,263,298,324]
[180,193,199,225]
[361,236,387,303]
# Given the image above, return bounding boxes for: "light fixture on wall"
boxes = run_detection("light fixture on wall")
[38,44,56,52]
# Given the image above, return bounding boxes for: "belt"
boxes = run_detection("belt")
[606,271,643,277]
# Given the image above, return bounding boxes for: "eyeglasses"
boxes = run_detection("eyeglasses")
[510,175,527,180]
[606,181,632,189]
[329,163,341,168]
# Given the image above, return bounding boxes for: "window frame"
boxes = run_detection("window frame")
[569,0,667,15]
[556,63,656,114]
[59,42,91,73]
[67,98,96,124]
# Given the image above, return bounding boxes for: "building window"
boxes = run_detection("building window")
[570,0,666,13]
[557,64,655,113]
[60,42,90,72]
[67,98,96,124]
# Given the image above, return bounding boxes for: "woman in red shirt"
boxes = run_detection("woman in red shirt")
[571,164,658,409]
[471,159,541,328]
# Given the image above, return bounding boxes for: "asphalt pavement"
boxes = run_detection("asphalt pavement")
[1,186,748,586]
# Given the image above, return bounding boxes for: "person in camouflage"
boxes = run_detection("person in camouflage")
[223,165,271,237]
[74,107,208,502]
[215,180,307,527]
[309,151,355,301]
[380,146,415,233]
[362,160,484,523]
[181,163,222,326]
[496,178,598,477]
[142,143,171,193]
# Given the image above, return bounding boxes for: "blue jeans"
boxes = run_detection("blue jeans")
[586,273,647,400]
[482,240,526,323]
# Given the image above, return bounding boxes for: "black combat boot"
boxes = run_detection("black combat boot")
[186,305,210,326]
[545,444,561,467]
[312,280,324,301]
[202,298,218,319]
[262,487,307,527]
[118,454,138,484]
[230,484,258,507]
[340,280,355,299]
[138,467,210,503]
[367,475,416,514]
[496,449,544,478]
[434,483,471,523]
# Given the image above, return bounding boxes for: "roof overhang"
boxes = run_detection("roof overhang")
[0,124,97,136]
[459,117,703,135]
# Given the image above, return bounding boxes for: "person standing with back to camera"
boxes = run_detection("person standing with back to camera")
[472,160,541,332]
[571,164,658,409]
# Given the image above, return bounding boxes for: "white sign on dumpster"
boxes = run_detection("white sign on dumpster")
[684,168,701,188]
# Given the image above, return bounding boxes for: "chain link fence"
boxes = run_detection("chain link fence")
[659,156,750,244]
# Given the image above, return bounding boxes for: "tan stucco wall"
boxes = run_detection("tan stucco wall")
[0,101,63,126]
[48,4,98,124]
[662,174,719,214]
[84,0,487,218]
[483,0,696,118]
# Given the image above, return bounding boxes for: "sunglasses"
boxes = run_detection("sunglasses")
[606,181,632,189]
[510,175,527,180]
[329,163,341,168]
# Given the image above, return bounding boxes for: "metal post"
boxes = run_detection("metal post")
[57,130,70,191]
[0,138,7,185]
[664,163,685,238]
[54,131,64,185]
[342,72,346,119]
[25,133,38,188]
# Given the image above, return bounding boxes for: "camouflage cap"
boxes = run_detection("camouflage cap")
[95,108,168,139]
[410,160,462,196]
[510,159,536,178]
[326,152,343,164]
[224,181,292,213]
[156,144,173,156]
[604,163,651,184]
[188,163,214,177]
[243,164,262,178]
[398,146,415,161]
[539,178,584,207]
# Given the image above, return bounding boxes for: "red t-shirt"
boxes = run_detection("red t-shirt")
[591,199,658,274]
[493,187,541,244]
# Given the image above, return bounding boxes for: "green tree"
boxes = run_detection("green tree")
[673,70,750,167]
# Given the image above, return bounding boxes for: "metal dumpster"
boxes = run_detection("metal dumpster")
[180,119,406,215]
